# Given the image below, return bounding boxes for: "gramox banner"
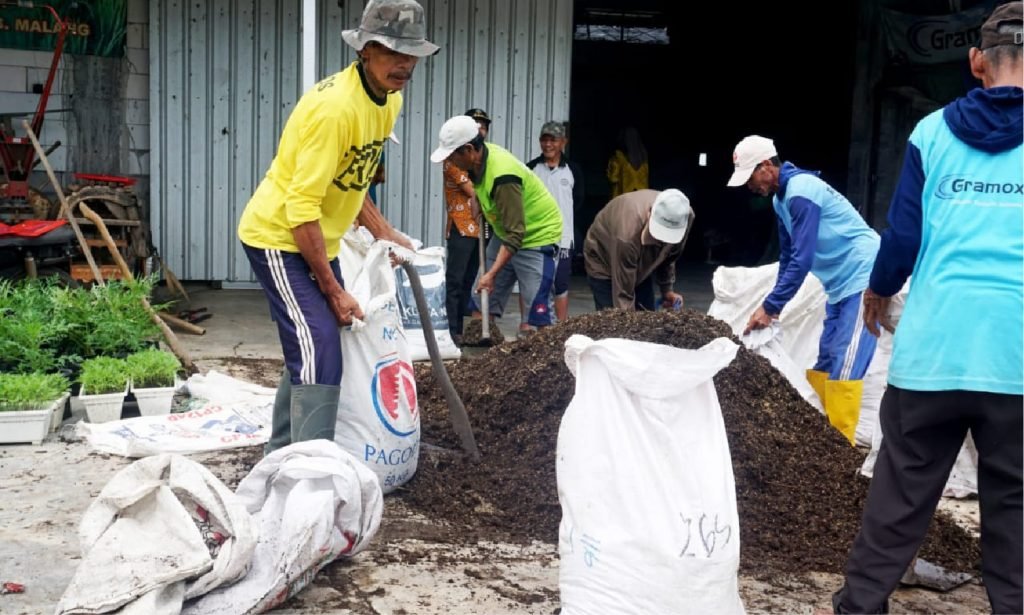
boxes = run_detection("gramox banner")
[881,4,991,65]
[0,0,125,57]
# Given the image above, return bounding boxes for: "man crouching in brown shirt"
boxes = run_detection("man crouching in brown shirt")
[583,189,693,311]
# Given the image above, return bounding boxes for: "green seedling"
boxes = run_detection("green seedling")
[79,356,129,395]
[126,349,181,388]
[0,373,70,411]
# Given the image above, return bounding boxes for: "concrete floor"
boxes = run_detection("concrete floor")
[170,263,718,363]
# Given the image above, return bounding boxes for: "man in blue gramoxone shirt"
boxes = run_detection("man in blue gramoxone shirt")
[830,3,1023,613]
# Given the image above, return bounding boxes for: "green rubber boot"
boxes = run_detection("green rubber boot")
[264,368,293,456]
[290,384,341,444]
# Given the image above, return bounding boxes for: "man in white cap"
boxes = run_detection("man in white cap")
[582,189,691,311]
[727,135,879,445]
[431,115,563,334]
[236,0,437,454]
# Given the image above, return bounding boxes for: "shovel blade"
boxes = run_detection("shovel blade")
[900,557,974,592]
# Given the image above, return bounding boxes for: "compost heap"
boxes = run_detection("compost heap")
[403,309,979,576]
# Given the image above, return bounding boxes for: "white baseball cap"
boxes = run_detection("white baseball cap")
[430,116,479,163]
[727,135,777,187]
[649,189,691,244]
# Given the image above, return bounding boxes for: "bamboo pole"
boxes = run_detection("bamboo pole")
[157,311,206,336]
[21,120,104,284]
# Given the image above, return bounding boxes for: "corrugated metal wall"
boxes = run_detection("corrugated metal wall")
[152,0,572,282]
[150,0,302,282]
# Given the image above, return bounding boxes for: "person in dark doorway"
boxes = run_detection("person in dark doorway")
[526,120,585,324]
[829,4,1023,613]
[236,0,437,454]
[728,135,879,445]
[431,115,563,333]
[441,146,480,346]
[606,126,648,199]
[583,188,691,311]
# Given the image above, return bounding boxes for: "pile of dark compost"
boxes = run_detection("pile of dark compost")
[402,309,979,575]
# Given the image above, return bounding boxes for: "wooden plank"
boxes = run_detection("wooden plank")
[73,218,141,227]
[86,238,128,248]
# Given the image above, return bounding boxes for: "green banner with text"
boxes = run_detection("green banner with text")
[0,0,126,57]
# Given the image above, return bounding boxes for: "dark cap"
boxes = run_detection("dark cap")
[540,120,566,138]
[980,1,1023,49]
[464,108,491,126]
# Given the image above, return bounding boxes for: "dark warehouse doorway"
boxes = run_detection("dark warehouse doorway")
[568,1,861,268]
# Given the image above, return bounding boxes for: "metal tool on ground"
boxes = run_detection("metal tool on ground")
[899,556,974,592]
[20,121,102,282]
[178,307,212,325]
[78,202,196,373]
[399,258,480,462]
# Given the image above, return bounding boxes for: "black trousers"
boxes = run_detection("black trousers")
[834,386,1023,614]
[587,275,655,311]
[445,229,479,336]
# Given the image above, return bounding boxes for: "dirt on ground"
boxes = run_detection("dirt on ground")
[461,317,507,347]
[201,356,283,388]
[402,308,980,577]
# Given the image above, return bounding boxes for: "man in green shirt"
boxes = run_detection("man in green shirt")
[431,115,563,330]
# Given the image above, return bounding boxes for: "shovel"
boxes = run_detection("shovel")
[399,260,481,463]
[477,224,492,346]
[900,557,974,591]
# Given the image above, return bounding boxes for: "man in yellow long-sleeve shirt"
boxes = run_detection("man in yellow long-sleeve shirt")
[237,0,437,454]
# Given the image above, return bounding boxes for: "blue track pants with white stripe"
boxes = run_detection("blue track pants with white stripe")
[243,243,344,386]
[814,290,877,381]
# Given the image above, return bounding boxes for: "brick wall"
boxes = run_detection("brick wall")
[123,0,148,179]
[0,0,149,190]
[0,48,70,172]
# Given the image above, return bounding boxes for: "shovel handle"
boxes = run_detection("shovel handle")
[478,229,490,339]
[400,260,481,462]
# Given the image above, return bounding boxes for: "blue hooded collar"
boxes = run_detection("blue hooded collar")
[942,86,1023,153]
[776,162,820,200]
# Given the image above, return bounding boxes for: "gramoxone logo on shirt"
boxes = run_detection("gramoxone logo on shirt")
[936,175,1024,199]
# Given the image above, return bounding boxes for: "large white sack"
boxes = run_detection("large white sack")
[557,335,744,615]
[339,226,374,283]
[394,247,461,361]
[337,242,420,493]
[708,263,825,369]
[708,264,909,448]
[56,454,256,615]
[741,323,822,412]
[184,440,383,614]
